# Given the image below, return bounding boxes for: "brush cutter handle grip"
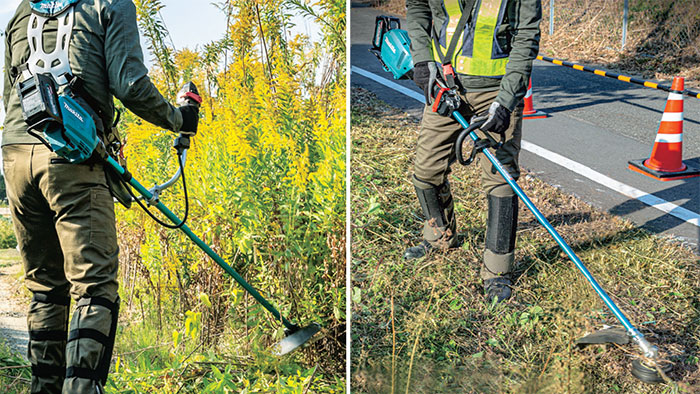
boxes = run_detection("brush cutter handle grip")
[177,82,202,107]
[174,134,190,152]
[143,83,201,200]
[176,82,202,136]
[137,82,198,202]
[456,120,486,165]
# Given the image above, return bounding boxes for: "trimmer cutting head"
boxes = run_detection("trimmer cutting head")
[273,323,321,356]
[631,359,673,384]
[575,327,674,384]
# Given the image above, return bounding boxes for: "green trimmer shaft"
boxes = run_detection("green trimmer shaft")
[105,154,320,355]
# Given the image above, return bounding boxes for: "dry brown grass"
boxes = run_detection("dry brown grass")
[368,0,700,87]
[540,0,700,87]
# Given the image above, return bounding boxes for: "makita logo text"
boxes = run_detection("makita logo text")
[40,2,62,9]
[384,37,396,53]
[63,102,83,122]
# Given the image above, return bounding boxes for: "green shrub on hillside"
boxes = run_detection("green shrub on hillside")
[0,218,17,249]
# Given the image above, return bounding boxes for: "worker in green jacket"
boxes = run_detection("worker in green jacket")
[404,0,541,303]
[2,0,198,392]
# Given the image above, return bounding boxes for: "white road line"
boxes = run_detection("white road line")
[351,65,700,228]
[521,141,699,227]
[352,66,425,102]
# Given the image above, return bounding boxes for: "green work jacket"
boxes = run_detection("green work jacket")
[2,0,182,146]
[406,0,542,111]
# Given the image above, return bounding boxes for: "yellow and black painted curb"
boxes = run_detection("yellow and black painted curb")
[537,55,700,99]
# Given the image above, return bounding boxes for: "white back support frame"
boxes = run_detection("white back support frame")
[26,7,74,86]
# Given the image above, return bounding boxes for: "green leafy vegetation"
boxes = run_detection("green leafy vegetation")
[0,0,345,392]
[0,337,30,394]
[0,218,16,249]
[105,0,346,391]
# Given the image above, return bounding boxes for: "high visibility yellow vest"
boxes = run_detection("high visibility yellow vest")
[432,0,509,77]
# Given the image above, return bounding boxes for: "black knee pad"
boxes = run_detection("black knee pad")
[413,175,452,228]
[65,296,120,385]
[31,290,71,307]
[28,291,70,382]
[485,194,518,254]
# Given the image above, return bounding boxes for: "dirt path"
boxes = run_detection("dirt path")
[0,249,28,357]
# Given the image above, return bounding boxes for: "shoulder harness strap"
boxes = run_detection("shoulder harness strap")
[432,0,477,87]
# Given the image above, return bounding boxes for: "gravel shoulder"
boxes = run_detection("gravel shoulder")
[0,249,28,358]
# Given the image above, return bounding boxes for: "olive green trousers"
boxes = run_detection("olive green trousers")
[3,144,119,394]
[413,89,523,280]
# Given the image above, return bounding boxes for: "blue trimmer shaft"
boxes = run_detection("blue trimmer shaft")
[452,111,656,358]
[104,156,296,330]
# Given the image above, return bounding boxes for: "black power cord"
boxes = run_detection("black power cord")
[122,151,190,229]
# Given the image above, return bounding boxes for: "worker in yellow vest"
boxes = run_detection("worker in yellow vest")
[404,0,542,303]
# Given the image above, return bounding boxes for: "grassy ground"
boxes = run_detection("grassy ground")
[0,218,17,249]
[0,249,28,394]
[0,336,30,393]
[350,87,700,393]
[0,250,343,394]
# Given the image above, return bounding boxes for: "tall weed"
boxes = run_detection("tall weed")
[111,0,345,390]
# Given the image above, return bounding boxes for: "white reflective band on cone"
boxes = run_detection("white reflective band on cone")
[660,112,684,122]
[655,133,683,143]
[667,92,684,101]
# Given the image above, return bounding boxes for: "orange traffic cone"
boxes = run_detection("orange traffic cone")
[629,76,700,181]
[523,78,547,119]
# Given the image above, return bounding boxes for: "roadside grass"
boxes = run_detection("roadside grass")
[350,87,700,393]
[0,247,343,393]
[0,336,29,394]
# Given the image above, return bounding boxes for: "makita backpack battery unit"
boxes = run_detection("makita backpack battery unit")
[17,73,62,130]
[369,16,414,80]
[49,94,98,163]
[18,72,98,163]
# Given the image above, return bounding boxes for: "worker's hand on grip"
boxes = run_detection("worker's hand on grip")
[178,105,199,136]
[176,82,202,136]
[413,61,443,104]
[472,101,510,141]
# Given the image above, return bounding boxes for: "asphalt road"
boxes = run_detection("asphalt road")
[351,4,700,252]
